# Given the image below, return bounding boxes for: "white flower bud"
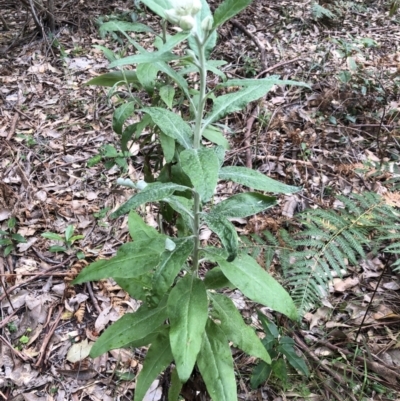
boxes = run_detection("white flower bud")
[164,9,180,25]
[201,15,213,32]
[179,15,196,31]
[170,0,202,16]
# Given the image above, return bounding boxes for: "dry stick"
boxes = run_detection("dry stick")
[0,335,33,362]
[86,282,102,315]
[255,56,303,78]
[293,333,358,401]
[0,13,9,31]
[0,307,23,330]
[6,113,19,141]
[244,106,258,169]
[34,305,63,369]
[0,255,75,303]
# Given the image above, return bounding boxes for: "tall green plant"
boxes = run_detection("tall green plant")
[74,0,308,399]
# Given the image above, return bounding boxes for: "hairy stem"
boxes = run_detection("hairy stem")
[191,34,207,274]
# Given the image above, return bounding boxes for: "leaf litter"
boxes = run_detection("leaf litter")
[0,0,400,400]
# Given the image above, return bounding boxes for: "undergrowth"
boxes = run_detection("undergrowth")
[241,191,400,313]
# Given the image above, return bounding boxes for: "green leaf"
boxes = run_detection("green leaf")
[219,166,299,194]
[202,126,230,149]
[93,45,117,62]
[218,77,310,89]
[180,147,219,202]
[257,310,279,340]
[203,81,277,128]
[99,21,154,36]
[134,332,174,401]
[213,0,253,29]
[272,358,288,386]
[49,245,67,253]
[215,254,298,320]
[136,63,159,94]
[250,361,271,389]
[90,300,168,358]
[65,225,74,242]
[0,238,12,246]
[114,276,150,301]
[168,275,208,382]
[11,233,26,243]
[210,193,276,218]
[168,368,183,401]
[152,237,194,296]
[142,107,193,149]
[72,237,165,284]
[203,214,238,262]
[159,85,175,109]
[278,336,309,376]
[204,267,234,289]
[113,102,136,136]
[86,71,139,87]
[128,211,159,241]
[110,52,179,68]
[4,245,13,256]
[111,182,191,218]
[197,319,237,401]
[41,232,64,241]
[139,0,171,19]
[159,132,175,163]
[210,293,271,363]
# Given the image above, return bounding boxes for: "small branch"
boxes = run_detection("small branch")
[0,13,9,31]
[6,113,19,141]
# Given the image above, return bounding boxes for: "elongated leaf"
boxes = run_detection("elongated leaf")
[168,275,208,382]
[90,300,168,358]
[250,361,271,389]
[219,166,299,194]
[114,276,149,301]
[41,232,63,241]
[159,32,190,53]
[278,337,309,376]
[210,293,271,363]
[203,214,238,262]
[215,254,298,320]
[87,71,139,88]
[159,85,175,109]
[168,368,183,401]
[152,237,194,296]
[180,148,219,202]
[99,21,154,36]
[73,237,165,284]
[159,132,175,163]
[128,211,159,240]
[203,81,276,128]
[113,102,136,136]
[111,182,191,218]
[93,45,117,62]
[202,126,229,149]
[218,77,310,89]
[204,267,234,289]
[142,107,193,149]
[210,193,276,218]
[134,333,174,401]
[213,0,253,29]
[136,63,159,94]
[139,0,171,19]
[197,319,237,401]
[110,52,179,68]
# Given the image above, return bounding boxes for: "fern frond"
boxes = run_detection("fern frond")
[311,2,336,19]
[241,191,400,314]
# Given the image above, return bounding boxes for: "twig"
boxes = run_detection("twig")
[230,19,267,70]
[34,305,63,369]
[255,56,303,78]
[6,113,19,141]
[0,255,75,303]
[244,106,259,169]
[86,281,102,315]
[0,335,33,362]
[0,307,22,329]
[28,0,43,33]
[32,246,66,265]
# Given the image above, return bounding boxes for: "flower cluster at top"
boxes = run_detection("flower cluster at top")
[165,0,202,31]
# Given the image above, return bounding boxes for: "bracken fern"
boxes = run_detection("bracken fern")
[241,192,400,314]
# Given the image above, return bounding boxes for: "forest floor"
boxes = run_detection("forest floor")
[1,0,400,400]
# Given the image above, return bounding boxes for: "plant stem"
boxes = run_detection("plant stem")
[191,34,207,274]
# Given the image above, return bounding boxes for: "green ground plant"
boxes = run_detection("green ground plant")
[73,0,310,399]
[41,225,85,259]
[0,217,27,256]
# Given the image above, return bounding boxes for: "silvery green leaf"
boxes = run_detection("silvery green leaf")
[219,166,299,194]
